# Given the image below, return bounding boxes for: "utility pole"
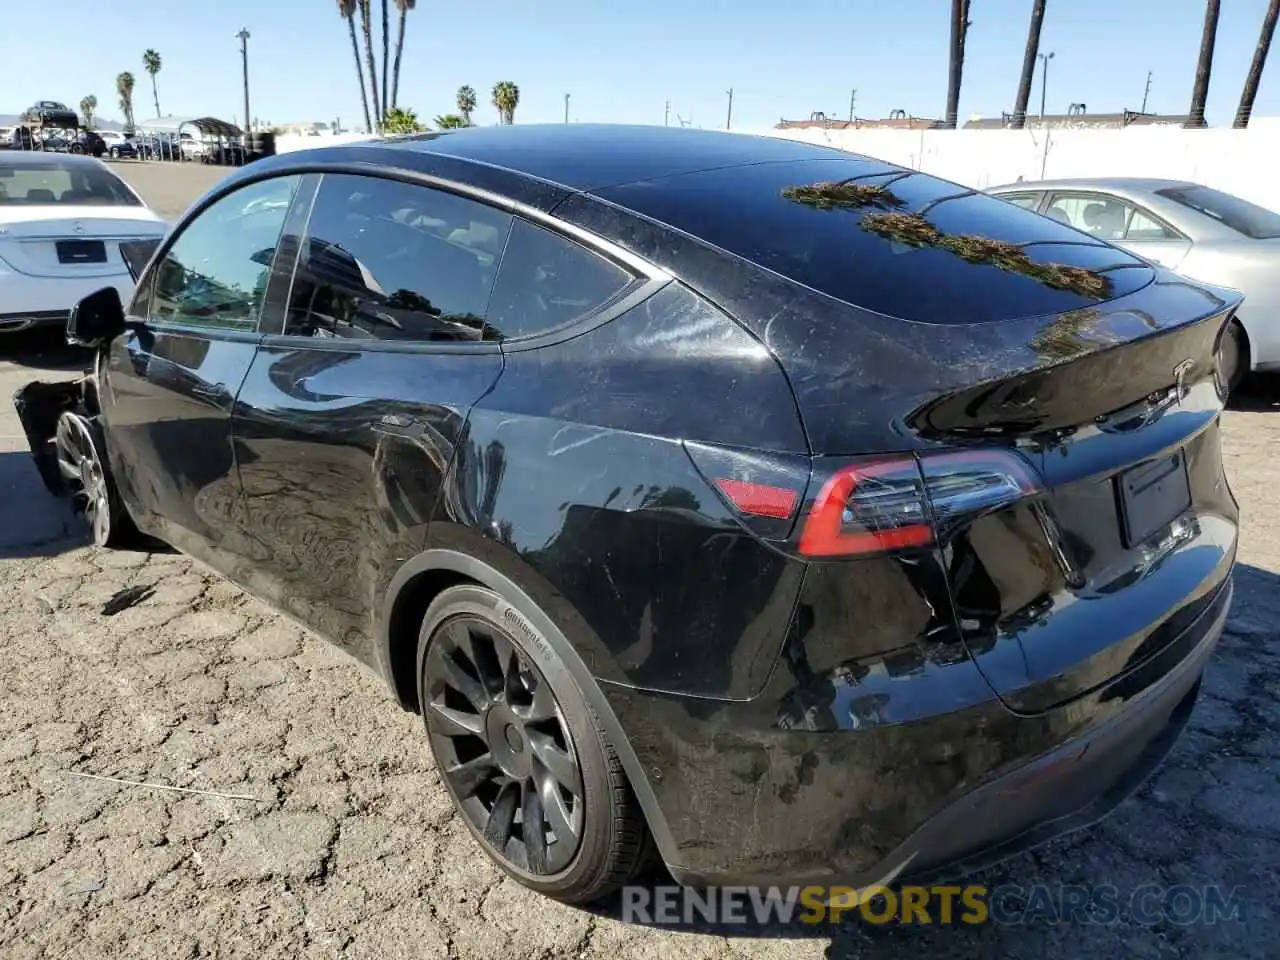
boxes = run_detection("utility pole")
[1038,50,1055,119]
[236,28,251,141]
[664,100,670,126]
[848,88,856,122]
[1141,71,1153,113]
[564,93,570,123]
[726,88,733,130]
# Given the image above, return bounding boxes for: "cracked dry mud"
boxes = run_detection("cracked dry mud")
[1,164,1278,958]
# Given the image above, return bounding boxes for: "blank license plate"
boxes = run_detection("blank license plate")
[56,240,106,264]
[1117,450,1192,547]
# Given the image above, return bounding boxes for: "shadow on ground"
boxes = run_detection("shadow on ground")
[0,327,92,371]
[582,563,1279,957]
[1229,375,1279,412]
[0,450,87,558]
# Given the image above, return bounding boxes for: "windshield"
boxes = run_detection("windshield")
[0,160,141,207]
[1157,184,1280,239]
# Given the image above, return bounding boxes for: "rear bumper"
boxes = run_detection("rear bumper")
[605,573,1230,890]
[0,272,133,333]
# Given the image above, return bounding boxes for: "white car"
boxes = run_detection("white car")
[0,152,167,334]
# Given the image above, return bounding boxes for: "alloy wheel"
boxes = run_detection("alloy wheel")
[423,615,585,876]
[54,414,112,546]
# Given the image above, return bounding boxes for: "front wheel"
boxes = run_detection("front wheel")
[109,147,119,159]
[417,584,654,904]
[54,411,138,548]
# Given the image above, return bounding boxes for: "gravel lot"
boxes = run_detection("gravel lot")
[1,160,1278,959]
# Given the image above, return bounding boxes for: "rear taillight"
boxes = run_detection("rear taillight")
[799,450,1041,558]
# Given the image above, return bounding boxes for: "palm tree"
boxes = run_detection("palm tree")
[1235,0,1280,127]
[1011,1,1047,129]
[358,0,383,129]
[79,95,98,129]
[390,0,416,110]
[116,72,136,134]
[943,0,972,128]
[435,113,468,129]
[457,85,477,125]
[143,49,162,117]
[1187,0,1221,127]
[381,0,390,122]
[337,0,373,134]
[492,81,519,124]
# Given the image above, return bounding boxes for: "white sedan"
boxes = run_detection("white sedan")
[0,152,167,334]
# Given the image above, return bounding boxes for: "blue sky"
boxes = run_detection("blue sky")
[5,0,1279,131]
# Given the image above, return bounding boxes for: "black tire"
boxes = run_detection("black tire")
[1220,319,1250,397]
[53,411,139,548]
[416,584,654,904]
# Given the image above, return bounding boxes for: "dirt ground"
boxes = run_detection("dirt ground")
[1,160,1278,959]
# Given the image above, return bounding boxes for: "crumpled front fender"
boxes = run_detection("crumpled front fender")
[12,379,85,497]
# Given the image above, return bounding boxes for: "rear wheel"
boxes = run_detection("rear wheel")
[109,147,120,159]
[54,412,138,548]
[417,584,654,903]
[1219,319,1250,396]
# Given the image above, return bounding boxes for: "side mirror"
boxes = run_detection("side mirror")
[67,286,126,348]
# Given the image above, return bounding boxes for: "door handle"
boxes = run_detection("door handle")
[192,382,232,403]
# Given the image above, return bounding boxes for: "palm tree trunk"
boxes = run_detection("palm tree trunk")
[1186,0,1221,127]
[944,0,971,128]
[348,18,373,133]
[1235,0,1280,127]
[381,0,390,123]
[151,76,161,118]
[361,4,382,130]
[1011,0,1046,129]
[391,6,407,110]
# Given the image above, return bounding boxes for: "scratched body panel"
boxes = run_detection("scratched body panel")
[431,283,807,699]
[232,341,502,665]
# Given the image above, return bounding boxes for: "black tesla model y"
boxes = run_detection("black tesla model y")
[16,125,1239,904]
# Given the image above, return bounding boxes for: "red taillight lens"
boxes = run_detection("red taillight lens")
[799,450,1041,558]
[713,478,799,519]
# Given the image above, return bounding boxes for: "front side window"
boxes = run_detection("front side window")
[484,219,635,340]
[1044,193,1135,241]
[148,175,300,330]
[283,173,513,342]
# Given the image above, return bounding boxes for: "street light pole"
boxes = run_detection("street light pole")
[726,88,733,130]
[564,93,570,123]
[236,28,251,141]
[1038,50,1054,119]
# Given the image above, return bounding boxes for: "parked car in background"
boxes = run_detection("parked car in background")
[97,131,138,160]
[988,177,1280,391]
[40,130,107,158]
[0,152,166,333]
[178,133,210,161]
[15,127,1239,906]
[21,100,79,128]
[133,133,180,161]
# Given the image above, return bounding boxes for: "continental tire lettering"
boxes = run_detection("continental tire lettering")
[500,604,554,664]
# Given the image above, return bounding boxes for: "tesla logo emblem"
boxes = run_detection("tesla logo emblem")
[72,221,85,234]
[1173,359,1194,404]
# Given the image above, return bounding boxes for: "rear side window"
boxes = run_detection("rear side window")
[598,160,1152,325]
[485,219,634,340]
[1156,184,1280,239]
[998,193,1041,211]
[283,173,513,341]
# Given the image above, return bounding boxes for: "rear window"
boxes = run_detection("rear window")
[599,160,1152,324]
[0,160,141,206]
[1156,184,1280,239]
